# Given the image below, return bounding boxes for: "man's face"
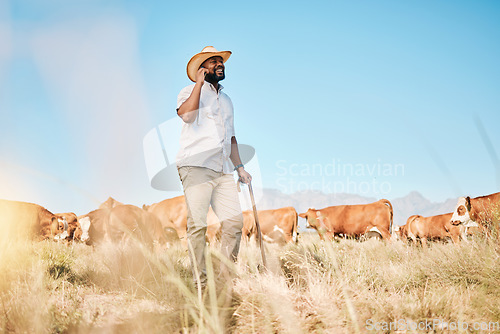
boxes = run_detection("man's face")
[201,56,225,82]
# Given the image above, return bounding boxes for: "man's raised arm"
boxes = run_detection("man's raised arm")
[177,67,208,123]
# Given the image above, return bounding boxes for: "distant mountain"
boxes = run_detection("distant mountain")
[390,191,457,226]
[254,188,458,230]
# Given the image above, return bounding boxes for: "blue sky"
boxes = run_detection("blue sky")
[0,0,499,215]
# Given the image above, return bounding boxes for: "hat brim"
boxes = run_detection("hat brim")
[187,50,231,82]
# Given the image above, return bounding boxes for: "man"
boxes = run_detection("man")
[176,46,251,290]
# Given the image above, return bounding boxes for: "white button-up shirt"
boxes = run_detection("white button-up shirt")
[176,81,235,174]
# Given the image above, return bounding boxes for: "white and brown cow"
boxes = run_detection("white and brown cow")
[78,208,109,245]
[299,199,393,241]
[242,207,299,245]
[402,213,461,247]
[75,197,124,245]
[451,192,500,233]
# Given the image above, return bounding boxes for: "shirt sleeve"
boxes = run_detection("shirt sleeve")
[228,96,235,137]
[176,85,195,110]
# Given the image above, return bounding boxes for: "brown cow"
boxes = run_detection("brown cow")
[403,213,461,247]
[99,197,124,211]
[54,212,81,242]
[141,209,179,247]
[76,197,124,244]
[299,199,393,241]
[0,199,62,240]
[79,205,176,248]
[144,196,187,244]
[144,196,220,247]
[107,205,155,248]
[242,207,298,245]
[451,192,500,230]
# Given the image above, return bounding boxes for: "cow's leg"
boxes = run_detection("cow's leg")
[325,232,335,241]
[378,228,391,241]
[460,226,470,243]
[421,237,428,248]
[450,232,460,244]
[240,226,251,243]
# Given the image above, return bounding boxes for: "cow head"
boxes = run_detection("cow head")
[54,217,69,240]
[397,224,407,240]
[299,208,327,231]
[48,215,62,239]
[35,212,64,241]
[299,209,317,228]
[73,225,83,241]
[451,196,472,225]
[54,212,83,241]
[391,225,401,241]
[79,216,91,243]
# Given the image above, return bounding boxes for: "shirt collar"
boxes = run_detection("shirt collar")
[204,80,224,92]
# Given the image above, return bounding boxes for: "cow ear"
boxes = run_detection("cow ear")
[298,213,307,218]
[51,217,60,232]
[465,196,471,211]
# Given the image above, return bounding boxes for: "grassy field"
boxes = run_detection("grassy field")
[0,232,499,333]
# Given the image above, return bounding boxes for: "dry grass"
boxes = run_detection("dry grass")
[0,232,499,333]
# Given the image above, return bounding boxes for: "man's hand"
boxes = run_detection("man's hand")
[237,168,252,184]
[196,67,208,84]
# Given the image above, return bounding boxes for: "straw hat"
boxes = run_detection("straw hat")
[186,46,232,82]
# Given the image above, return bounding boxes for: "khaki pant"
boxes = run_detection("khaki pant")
[178,166,243,288]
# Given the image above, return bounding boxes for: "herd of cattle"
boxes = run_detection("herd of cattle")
[0,191,498,249]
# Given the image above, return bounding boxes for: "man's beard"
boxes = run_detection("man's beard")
[205,69,225,82]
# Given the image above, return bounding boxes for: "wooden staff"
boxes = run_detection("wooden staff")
[248,182,267,269]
